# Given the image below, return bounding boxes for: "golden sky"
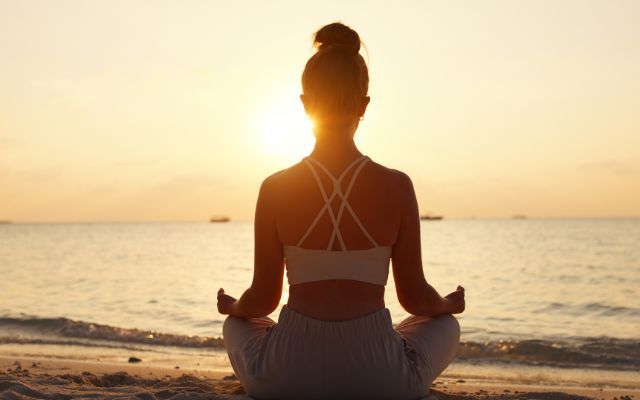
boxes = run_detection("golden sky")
[1,0,639,221]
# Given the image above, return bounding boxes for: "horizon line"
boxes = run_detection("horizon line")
[2,215,639,224]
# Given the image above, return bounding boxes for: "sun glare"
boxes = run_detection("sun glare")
[255,94,315,161]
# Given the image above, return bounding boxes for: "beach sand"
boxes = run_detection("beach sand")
[1,356,637,400]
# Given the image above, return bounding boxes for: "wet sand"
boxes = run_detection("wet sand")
[1,356,638,400]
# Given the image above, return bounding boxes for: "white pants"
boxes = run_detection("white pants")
[224,306,459,400]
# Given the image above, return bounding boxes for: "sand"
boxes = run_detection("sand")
[1,356,638,400]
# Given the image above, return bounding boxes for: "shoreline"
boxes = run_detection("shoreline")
[1,356,638,400]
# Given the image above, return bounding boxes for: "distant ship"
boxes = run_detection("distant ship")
[512,215,527,220]
[209,216,230,223]
[420,214,443,221]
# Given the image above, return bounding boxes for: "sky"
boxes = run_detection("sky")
[1,0,639,222]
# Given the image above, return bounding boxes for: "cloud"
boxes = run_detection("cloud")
[0,164,63,184]
[21,167,64,183]
[577,160,636,176]
[149,171,231,192]
[0,135,19,148]
[111,159,159,168]
[29,79,96,105]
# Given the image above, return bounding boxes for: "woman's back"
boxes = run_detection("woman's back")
[218,22,463,400]
[267,152,405,320]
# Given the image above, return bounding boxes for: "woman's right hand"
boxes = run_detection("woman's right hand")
[443,285,465,314]
[217,288,238,315]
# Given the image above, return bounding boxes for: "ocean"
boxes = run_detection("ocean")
[1,219,639,387]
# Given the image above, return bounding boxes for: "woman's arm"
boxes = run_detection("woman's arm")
[391,172,465,317]
[218,177,285,318]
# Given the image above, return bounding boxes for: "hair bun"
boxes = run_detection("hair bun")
[314,22,361,55]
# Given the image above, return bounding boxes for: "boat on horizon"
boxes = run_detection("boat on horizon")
[512,215,527,220]
[420,214,443,221]
[209,216,230,223]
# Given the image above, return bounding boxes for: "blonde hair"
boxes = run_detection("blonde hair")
[301,22,369,119]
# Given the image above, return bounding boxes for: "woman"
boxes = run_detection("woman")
[217,22,465,400]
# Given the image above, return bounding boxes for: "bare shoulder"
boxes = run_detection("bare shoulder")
[259,158,414,201]
[258,161,306,194]
[366,160,415,193]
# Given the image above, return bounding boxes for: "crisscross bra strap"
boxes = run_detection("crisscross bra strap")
[296,156,379,250]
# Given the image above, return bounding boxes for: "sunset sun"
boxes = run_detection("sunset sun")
[255,94,315,161]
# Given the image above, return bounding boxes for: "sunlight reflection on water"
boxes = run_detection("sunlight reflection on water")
[1,219,638,341]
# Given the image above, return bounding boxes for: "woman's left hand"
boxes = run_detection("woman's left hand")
[217,288,237,315]
[443,285,465,314]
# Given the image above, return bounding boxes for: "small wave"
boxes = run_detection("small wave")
[2,317,639,370]
[0,317,225,349]
[581,302,640,317]
[0,336,149,352]
[458,337,640,370]
[533,302,640,317]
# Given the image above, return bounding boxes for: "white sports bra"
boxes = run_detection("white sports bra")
[284,155,392,286]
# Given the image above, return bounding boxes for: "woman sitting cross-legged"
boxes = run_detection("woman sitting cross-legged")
[217,21,465,400]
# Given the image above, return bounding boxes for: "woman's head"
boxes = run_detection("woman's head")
[301,22,370,130]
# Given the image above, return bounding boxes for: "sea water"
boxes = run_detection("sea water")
[1,219,639,383]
